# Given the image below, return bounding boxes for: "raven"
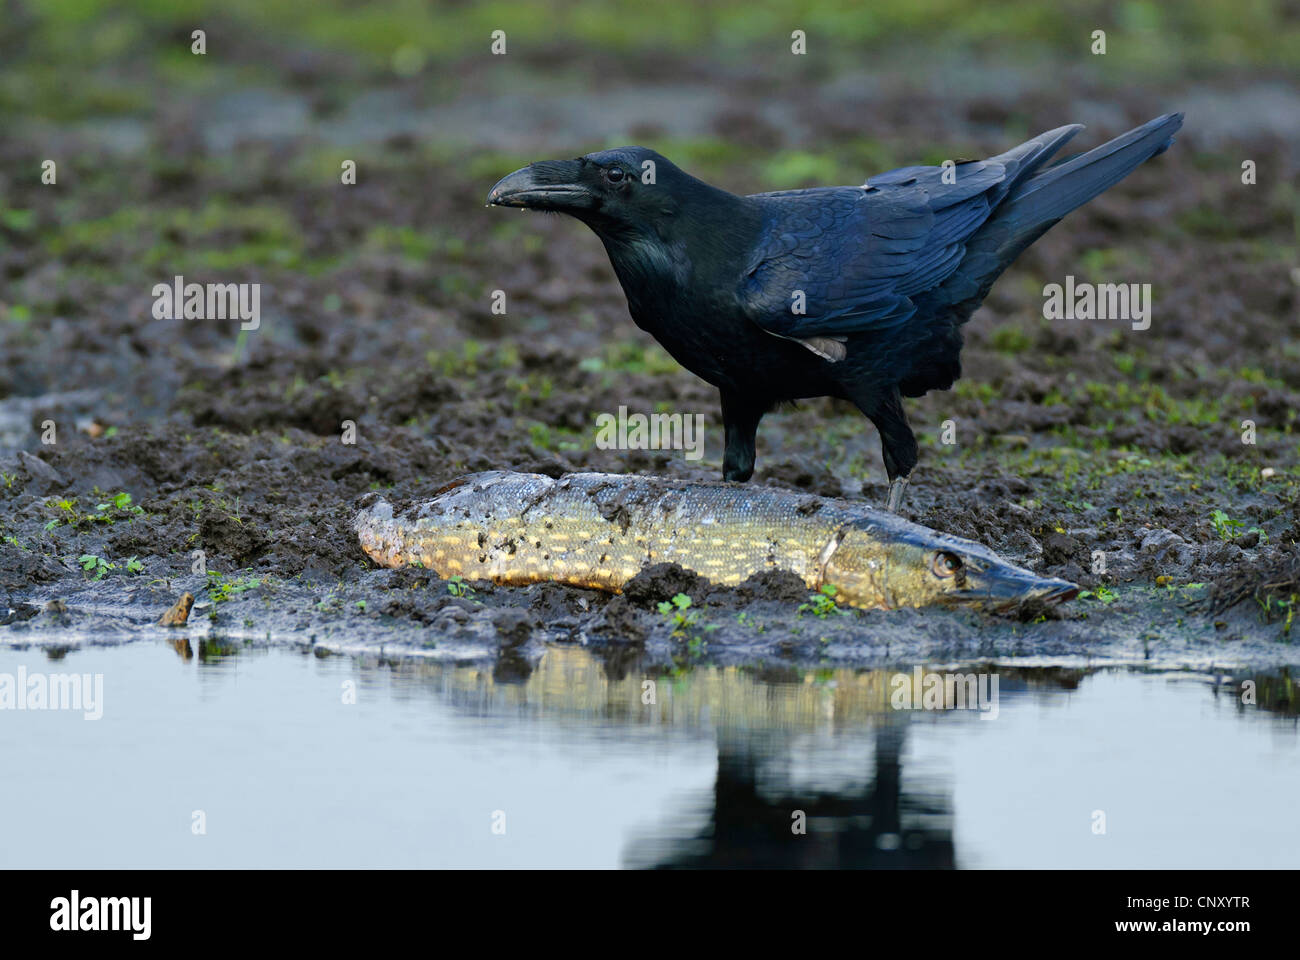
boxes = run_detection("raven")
[488,113,1183,510]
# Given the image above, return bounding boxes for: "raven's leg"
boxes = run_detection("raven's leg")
[859,389,918,512]
[720,390,765,482]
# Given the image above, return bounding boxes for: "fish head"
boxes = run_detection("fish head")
[823,519,1078,611]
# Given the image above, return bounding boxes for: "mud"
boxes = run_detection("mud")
[3,19,1300,673]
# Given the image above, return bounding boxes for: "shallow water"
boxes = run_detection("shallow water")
[0,641,1295,869]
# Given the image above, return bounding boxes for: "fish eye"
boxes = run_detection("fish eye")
[930,551,962,578]
[604,166,626,183]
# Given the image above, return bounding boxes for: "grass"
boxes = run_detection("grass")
[5,1,1296,126]
[20,1,1300,68]
[44,201,307,274]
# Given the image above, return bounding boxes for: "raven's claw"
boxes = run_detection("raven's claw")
[886,476,909,513]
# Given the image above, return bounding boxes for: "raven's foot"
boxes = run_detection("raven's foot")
[886,476,909,513]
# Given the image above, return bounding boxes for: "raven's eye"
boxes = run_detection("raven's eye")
[930,551,962,578]
[605,166,625,183]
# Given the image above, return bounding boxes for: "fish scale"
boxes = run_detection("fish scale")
[357,472,851,592]
[355,471,1079,610]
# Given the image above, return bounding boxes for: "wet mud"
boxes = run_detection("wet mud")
[3,25,1299,673]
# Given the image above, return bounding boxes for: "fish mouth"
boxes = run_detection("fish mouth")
[1036,581,1080,604]
[950,569,1080,610]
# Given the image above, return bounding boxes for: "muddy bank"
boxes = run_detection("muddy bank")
[3,17,1299,671]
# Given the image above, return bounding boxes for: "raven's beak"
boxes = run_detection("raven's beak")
[486,160,592,211]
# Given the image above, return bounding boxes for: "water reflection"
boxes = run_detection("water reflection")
[368,651,1101,867]
[623,721,956,868]
[4,640,1296,868]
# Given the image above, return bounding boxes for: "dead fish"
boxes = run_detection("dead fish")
[355,472,1077,611]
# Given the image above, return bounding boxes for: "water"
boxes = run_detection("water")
[0,641,1295,868]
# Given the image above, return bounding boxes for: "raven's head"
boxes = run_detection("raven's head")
[487,147,688,234]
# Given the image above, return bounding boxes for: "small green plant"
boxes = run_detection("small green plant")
[45,491,143,530]
[1210,509,1243,541]
[206,571,261,605]
[1207,508,1267,543]
[446,575,475,598]
[657,593,696,633]
[1078,585,1118,604]
[77,554,113,580]
[1256,592,1297,637]
[45,497,79,530]
[96,491,141,514]
[658,593,717,640]
[798,584,848,618]
[125,556,143,574]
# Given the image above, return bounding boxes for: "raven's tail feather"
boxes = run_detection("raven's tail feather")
[1002,112,1183,227]
[983,122,1085,203]
[933,112,1183,313]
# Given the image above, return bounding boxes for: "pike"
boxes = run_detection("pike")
[355,472,1077,611]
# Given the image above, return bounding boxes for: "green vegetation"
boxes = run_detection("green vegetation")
[8,0,1292,112]
[446,575,475,599]
[44,491,143,531]
[77,554,111,580]
[578,341,681,377]
[76,554,141,580]
[206,571,262,607]
[1078,585,1118,604]
[989,324,1033,355]
[657,593,696,633]
[45,201,307,274]
[658,592,718,642]
[1210,509,1267,543]
[798,584,848,618]
[1257,593,1296,637]
[1211,508,1244,540]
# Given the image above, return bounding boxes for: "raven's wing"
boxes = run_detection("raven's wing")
[738,125,1083,341]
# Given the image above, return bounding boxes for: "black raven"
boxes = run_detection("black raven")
[488,113,1183,509]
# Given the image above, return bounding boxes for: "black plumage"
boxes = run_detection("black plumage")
[488,113,1183,509]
